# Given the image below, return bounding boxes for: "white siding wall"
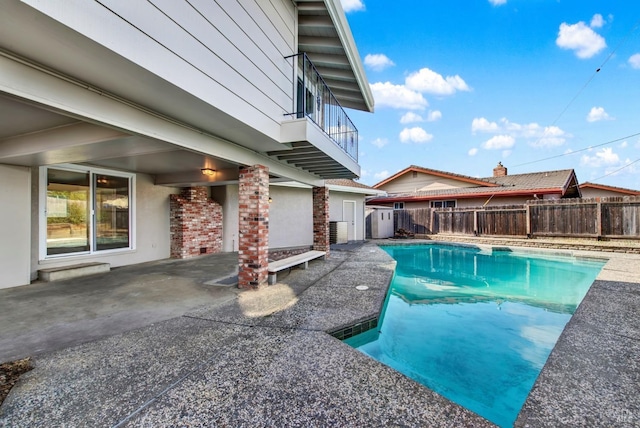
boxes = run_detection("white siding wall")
[31,172,179,279]
[268,186,313,249]
[379,172,479,194]
[23,0,296,142]
[0,165,31,288]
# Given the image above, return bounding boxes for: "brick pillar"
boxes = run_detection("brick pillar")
[238,165,269,289]
[170,187,222,258]
[313,186,330,256]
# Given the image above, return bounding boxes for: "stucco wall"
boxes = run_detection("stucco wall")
[0,165,31,289]
[381,196,537,210]
[579,188,635,199]
[31,171,179,280]
[329,191,366,241]
[268,185,313,249]
[211,184,239,253]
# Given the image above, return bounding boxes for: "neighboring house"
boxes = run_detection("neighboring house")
[579,182,640,198]
[0,0,374,289]
[367,163,581,209]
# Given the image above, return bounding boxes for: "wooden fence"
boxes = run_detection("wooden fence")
[393,196,640,239]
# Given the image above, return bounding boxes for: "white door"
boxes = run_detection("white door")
[343,200,356,241]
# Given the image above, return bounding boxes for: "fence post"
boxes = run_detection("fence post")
[430,209,435,234]
[525,203,532,237]
[596,199,602,238]
[473,210,478,235]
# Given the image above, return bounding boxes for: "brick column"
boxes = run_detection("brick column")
[313,186,330,256]
[169,187,222,258]
[238,165,269,289]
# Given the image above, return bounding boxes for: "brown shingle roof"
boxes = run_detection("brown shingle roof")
[482,169,575,190]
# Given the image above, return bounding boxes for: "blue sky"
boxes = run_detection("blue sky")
[340,0,640,189]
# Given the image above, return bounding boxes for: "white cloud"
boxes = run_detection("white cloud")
[473,117,568,148]
[426,110,442,122]
[400,112,423,124]
[482,135,515,150]
[374,170,390,180]
[629,53,640,69]
[405,68,470,95]
[371,138,388,148]
[556,21,606,59]
[399,127,434,144]
[364,54,395,71]
[403,110,442,123]
[587,106,613,122]
[581,147,620,167]
[489,0,507,5]
[359,169,369,177]
[530,126,567,148]
[471,117,500,133]
[590,14,604,28]
[620,141,628,148]
[370,82,428,110]
[468,148,478,156]
[340,0,365,13]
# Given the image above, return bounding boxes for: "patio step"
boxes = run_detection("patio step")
[38,262,110,282]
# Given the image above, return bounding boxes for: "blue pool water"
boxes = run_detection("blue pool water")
[345,244,605,427]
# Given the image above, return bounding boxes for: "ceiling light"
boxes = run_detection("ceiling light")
[201,168,215,176]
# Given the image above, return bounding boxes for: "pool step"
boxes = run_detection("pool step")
[38,262,111,282]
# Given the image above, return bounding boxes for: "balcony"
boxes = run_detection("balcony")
[291,53,358,161]
[273,53,360,179]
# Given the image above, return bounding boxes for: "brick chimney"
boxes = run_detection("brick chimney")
[493,162,507,177]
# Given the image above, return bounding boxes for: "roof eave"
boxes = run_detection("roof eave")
[366,188,564,204]
[326,183,384,195]
[320,0,374,113]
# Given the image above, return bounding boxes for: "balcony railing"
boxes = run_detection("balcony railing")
[285,53,358,161]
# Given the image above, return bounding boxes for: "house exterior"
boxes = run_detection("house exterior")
[0,0,374,289]
[367,163,581,209]
[579,182,640,198]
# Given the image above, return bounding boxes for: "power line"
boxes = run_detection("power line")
[524,17,640,156]
[589,157,640,182]
[512,131,640,168]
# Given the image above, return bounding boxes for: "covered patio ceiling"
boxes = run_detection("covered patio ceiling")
[0,94,245,186]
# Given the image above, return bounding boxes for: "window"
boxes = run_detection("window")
[430,200,456,208]
[42,165,134,258]
[394,202,404,210]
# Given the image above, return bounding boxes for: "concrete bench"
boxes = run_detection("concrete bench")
[38,262,110,282]
[267,250,326,285]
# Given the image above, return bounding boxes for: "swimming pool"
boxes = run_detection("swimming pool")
[345,244,605,427]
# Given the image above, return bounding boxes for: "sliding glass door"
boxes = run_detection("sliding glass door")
[44,166,133,257]
[95,174,130,251]
[46,169,90,255]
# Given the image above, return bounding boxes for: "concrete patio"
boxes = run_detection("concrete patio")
[1,240,639,427]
